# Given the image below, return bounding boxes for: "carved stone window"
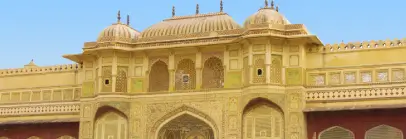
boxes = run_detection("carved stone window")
[319,126,354,139]
[329,72,341,85]
[270,55,282,84]
[149,60,169,92]
[392,69,405,82]
[202,57,224,89]
[361,72,372,83]
[345,72,356,84]
[175,59,196,90]
[365,125,403,139]
[115,66,128,92]
[377,70,388,82]
[310,74,325,85]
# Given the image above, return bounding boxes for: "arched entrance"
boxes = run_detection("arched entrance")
[157,114,215,139]
[242,98,284,139]
[94,106,128,139]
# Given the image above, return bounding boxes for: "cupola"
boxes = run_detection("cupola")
[97,11,140,43]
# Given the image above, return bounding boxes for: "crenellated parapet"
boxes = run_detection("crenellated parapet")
[309,38,406,53]
[0,64,82,76]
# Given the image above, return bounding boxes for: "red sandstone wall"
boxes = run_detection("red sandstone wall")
[306,108,406,139]
[0,122,79,139]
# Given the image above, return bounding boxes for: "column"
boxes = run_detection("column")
[112,52,117,92]
[265,44,271,84]
[168,50,175,91]
[195,49,202,90]
[248,44,253,84]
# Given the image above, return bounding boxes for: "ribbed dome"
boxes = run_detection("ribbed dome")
[140,12,242,38]
[97,22,140,43]
[244,7,290,28]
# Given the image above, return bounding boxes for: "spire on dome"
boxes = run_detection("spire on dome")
[196,4,200,14]
[24,59,37,68]
[117,10,121,23]
[276,5,279,12]
[127,15,130,25]
[172,6,176,17]
[220,0,224,12]
[265,0,268,7]
[271,0,275,9]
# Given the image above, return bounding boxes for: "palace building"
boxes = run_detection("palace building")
[1,0,406,139]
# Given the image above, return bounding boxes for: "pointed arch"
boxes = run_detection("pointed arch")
[365,125,403,139]
[202,56,224,89]
[242,97,284,139]
[150,105,218,139]
[94,106,129,139]
[149,60,169,92]
[319,126,354,139]
[175,59,196,90]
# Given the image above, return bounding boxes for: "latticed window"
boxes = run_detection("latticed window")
[243,104,283,139]
[149,61,169,92]
[253,57,266,84]
[202,57,224,89]
[175,59,196,90]
[270,55,282,84]
[319,126,354,139]
[115,67,128,92]
[365,125,403,139]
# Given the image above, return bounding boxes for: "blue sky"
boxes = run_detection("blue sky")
[0,0,405,69]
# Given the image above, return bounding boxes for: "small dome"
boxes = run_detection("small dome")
[140,12,242,39]
[97,22,140,43]
[244,7,290,28]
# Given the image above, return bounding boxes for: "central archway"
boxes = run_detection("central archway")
[152,106,219,139]
[157,114,214,139]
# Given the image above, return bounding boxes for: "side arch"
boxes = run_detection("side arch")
[149,60,169,92]
[150,105,219,139]
[27,136,41,139]
[242,97,284,114]
[242,97,284,139]
[365,125,403,139]
[319,126,354,139]
[93,106,129,139]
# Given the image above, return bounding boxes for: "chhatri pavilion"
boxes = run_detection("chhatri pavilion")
[1,0,406,139]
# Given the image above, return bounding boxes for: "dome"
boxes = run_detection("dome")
[97,22,140,43]
[244,7,290,28]
[139,12,242,41]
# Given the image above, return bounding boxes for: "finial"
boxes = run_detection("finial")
[265,0,268,7]
[117,10,121,23]
[126,15,130,25]
[271,0,275,9]
[220,0,224,12]
[276,6,279,12]
[196,4,200,14]
[172,6,176,17]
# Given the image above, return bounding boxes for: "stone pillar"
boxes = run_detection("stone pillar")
[248,44,253,84]
[97,56,102,93]
[265,44,271,84]
[226,97,239,139]
[112,52,117,92]
[168,51,175,91]
[79,103,95,139]
[195,49,202,90]
[286,87,307,139]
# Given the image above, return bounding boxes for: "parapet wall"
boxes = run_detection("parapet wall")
[306,38,406,68]
[0,64,83,90]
